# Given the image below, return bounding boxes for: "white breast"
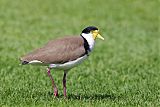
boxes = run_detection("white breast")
[81,33,95,50]
[49,55,88,70]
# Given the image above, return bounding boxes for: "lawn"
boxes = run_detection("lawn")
[0,0,159,106]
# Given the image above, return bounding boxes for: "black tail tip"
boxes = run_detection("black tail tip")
[21,61,29,65]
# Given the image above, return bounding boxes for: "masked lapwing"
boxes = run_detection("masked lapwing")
[20,26,104,97]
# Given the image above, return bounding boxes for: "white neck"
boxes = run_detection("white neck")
[81,33,95,51]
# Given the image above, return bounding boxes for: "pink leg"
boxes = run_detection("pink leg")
[63,71,67,97]
[47,68,58,97]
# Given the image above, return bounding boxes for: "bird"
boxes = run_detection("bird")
[20,26,104,97]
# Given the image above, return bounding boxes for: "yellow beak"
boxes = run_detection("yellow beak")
[97,34,104,40]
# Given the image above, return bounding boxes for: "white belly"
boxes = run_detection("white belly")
[49,55,88,70]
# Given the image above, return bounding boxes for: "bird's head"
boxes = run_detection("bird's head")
[81,26,104,40]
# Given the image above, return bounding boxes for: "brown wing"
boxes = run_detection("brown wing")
[20,36,86,64]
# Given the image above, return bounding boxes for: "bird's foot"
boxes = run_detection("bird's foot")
[63,87,67,98]
[54,88,58,97]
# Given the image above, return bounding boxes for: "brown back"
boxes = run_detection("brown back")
[21,36,86,64]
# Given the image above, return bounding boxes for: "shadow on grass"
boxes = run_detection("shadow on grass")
[48,92,119,100]
[67,93,118,100]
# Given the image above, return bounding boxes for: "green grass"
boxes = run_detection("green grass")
[0,0,159,106]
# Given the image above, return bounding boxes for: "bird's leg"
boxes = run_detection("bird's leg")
[63,70,67,97]
[47,68,58,97]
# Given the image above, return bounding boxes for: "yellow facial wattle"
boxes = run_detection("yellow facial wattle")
[92,30,104,40]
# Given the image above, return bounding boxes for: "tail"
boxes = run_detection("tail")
[19,58,29,65]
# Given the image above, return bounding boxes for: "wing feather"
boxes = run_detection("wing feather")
[20,36,86,64]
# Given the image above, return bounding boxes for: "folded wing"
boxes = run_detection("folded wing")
[20,36,86,64]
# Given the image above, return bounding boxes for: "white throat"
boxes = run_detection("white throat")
[81,33,95,51]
